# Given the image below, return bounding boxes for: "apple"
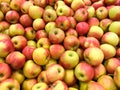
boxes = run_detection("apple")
[33,47,50,65]
[87,17,99,27]
[35,30,47,40]
[10,0,24,11]
[56,5,71,16]
[83,37,100,49]
[74,61,94,82]
[33,18,45,31]
[97,75,117,90]
[44,58,57,69]
[25,27,36,40]
[49,44,65,60]
[63,35,80,51]
[94,64,106,80]
[60,50,79,69]
[32,82,49,90]
[23,60,42,78]
[11,70,25,84]
[74,8,88,22]
[76,22,90,36]
[79,81,90,90]
[114,66,120,87]
[108,21,120,36]
[21,0,34,13]
[108,6,120,21]
[66,28,78,37]
[0,78,20,90]
[71,0,85,11]
[54,0,65,9]
[48,80,68,90]
[55,16,70,30]
[104,58,120,74]
[22,79,37,90]
[68,17,77,29]
[6,51,26,69]
[92,0,104,10]
[45,22,56,34]
[101,32,119,46]
[99,18,112,32]
[87,81,105,90]
[64,69,76,86]
[43,9,57,22]
[100,43,116,59]
[22,45,36,60]
[28,5,44,19]
[27,40,37,47]
[95,6,108,20]
[11,35,27,51]
[19,14,33,27]
[87,26,104,40]
[5,10,20,24]
[9,23,25,37]
[46,64,65,83]
[0,2,10,14]
[84,47,104,66]
[34,0,47,7]
[104,0,116,5]
[0,39,14,58]
[36,37,51,49]
[83,0,92,6]
[0,21,10,32]
[48,28,65,44]
[0,63,11,82]
[37,70,50,84]
[86,6,95,18]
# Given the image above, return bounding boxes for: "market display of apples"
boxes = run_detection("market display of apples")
[1,0,120,90]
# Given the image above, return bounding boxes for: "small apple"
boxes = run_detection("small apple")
[22,45,36,60]
[63,35,80,51]
[25,27,36,40]
[32,82,49,90]
[0,78,20,90]
[11,35,27,51]
[33,47,50,65]
[60,50,79,69]
[101,32,119,46]
[92,0,104,10]
[35,30,47,40]
[9,23,25,37]
[33,18,45,31]
[36,37,51,49]
[5,10,20,24]
[48,80,68,90]
[84,47,104,66]
[0,63,11,82]
[74,8,88,22]
[46,64,65,83]
[74,62,94,82]
[76,22,90,36]
[19,14,33,27]
[100,43,116,59]
[49,44,65,60]
[55,16,70,30]
[6,51,26,70]
[48,28,65,44]
[43,9,57,22]
[28,5,44,19]
[22,79,37,90]
[23,60,42,78]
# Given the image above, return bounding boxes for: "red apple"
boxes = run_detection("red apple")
[87,17,99,27]
[66,28,78,37]
[35,30,47,41]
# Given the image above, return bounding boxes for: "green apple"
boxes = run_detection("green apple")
[23,60,42,78]
[33,47,50,65]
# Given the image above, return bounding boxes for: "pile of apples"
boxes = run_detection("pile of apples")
[1,0,120,90]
